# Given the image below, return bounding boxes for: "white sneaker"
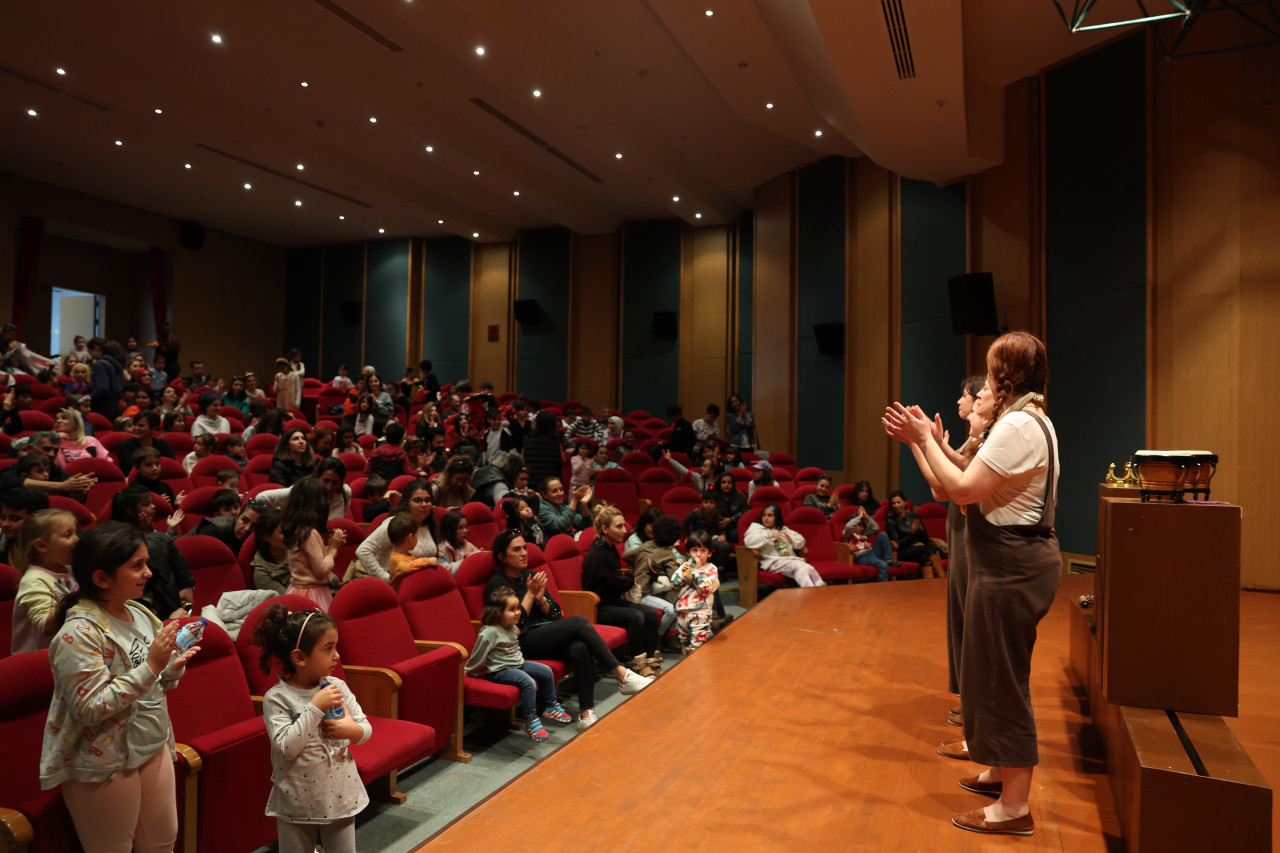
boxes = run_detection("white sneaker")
[618,669,652,695]
[576,709,598,731]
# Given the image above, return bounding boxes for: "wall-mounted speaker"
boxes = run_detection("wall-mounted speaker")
[813,321,845,356]
[179,221,206,251]
[513,299,540,324]
[948,273,999,335]
[652,310,679,339]
[339,300,362,326]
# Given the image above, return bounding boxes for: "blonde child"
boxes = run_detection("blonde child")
[671,529,721,653]
[41,522,200,853]
[387,513,440,590]
[11,508,78,654]
[252,603,370,853]
[466,589,572,742]
[282,478,347,611]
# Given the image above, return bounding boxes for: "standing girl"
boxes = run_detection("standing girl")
[743,505,825,588]
[282,478,347,611]
[41,522,200,853]
[253,604,370,853]
[467,589,573,742]
[10,508,78,654]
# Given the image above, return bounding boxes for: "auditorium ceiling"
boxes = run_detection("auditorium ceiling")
[1,0,1123,247]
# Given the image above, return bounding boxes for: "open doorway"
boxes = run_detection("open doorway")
[50,287,102,356]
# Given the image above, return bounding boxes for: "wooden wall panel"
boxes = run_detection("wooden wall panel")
[469,242,515,391]
[679,224,732,421]
[844,159,898,492]
[752,174,797,456]
[568,233,620,408]
[1149,33,1280,590]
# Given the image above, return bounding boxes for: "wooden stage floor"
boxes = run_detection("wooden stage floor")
[423,575,1280,852]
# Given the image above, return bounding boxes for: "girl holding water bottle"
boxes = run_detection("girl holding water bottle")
[40,522,201,853]
[252,603,370,853]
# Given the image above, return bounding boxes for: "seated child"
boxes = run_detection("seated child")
[13,454,51,487]
[386,513,439,591]
[671,529,721,654]
[133,446,182,506]
[842,506,898,583]
[465,588,573,742]
[0,487,51,566]
[224,435,249,470]
[437,509,479,574]
[362,475,393,523]
[501,495,544,547]
[10,508,78,654]
[251,507,290,594]
[183,433,217,474]
[216,467,242,494]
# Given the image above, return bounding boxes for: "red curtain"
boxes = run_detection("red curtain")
[12,216,44,334]
[150,246,167,334]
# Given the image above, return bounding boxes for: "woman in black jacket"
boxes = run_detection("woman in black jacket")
[713,472,749,543]
[581,506,661,676]
[269,428,317,487]
[520,410,565,489]
[885,489,942,577]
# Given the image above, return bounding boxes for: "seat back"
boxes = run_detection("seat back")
[830,505,860,541]
[834,483,861,506]
[397,569,477,654]
[773,467,796,496]
[455,551,499,620]
[660,486,704,525]
[235,594,332,697]
[178,486,227,516]
[155,455,194,495]
[64,457,128,517]
[190,455,242,488]
[749,485,790,509]
[175,535,246,610]
[790,485,815,511]
[162,431,195,456]
[339,452,367,482]
[795,466,826,484]
[786,506,839,562]
[97,430,132,461]
[619,451,654,479]
[243,454,275,488]
[246,433,278,458]
[591,468,640,519]
[544,535,586,592]
[329,578,420,665]
[237,534,257,589]
[728,467,753,493]
[48,495,97,530]
[17,410,55,433]
[327,517,365,572]
[918,502,949,540]
[460,501,499,550]
[641,417,667,430]
[737,507,764,544]
[167,618,258,730]
[768,452,799,478]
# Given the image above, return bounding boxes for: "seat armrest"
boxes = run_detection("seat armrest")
[470,620,482,635]
[411,642,470,764]
[174,743,204,774]
[832,542,853,564]
[735,546,760,608]
[0,806,34,853]
[558,590,600,622]
[415,639,469,661]
[342,665,404,719]
[637,498,651,514]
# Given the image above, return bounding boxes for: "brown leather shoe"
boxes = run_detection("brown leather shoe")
[947,712,963,727]
[937,739,971,760]
[958,776,1002,797]
[952,807,1033,836]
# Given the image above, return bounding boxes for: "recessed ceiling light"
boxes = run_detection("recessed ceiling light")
[154,108,163,114]
[473,170,480,176]
[706,9,714,16]
[114,140,123,146]
[301,81,308,87]
[339,215,345,220]
[472,232,480,238]
[695,213,703,219]
[184,163,191,169]
[532,89,542,97]
[369,117,377,123]
[296,164,304,170]
[294,200,302,207]
[475,46,485,56]
[424,145,434,153]
[814,129,823,137]
[513,191,520,196]
[211,34,223,44]
[438,219,444,224]
[672,195,680,202]
[26,109,37,117]
[244,183,252,189]
[615,153,623,159]
[379,228,385,234]
[55,68,66,76]
[766,102,774,109]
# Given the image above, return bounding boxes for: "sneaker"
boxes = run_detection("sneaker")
[541,703,572,724]
[576,709,598,731]
[524,719,550,742]
[618,668,652,695]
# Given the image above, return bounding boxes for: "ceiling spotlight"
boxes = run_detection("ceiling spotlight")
[672,195,680,202]
[706,9,714,16]
[766,102,774,109]
[472,232,480,238]
[244,183,252,189]
[532,89,542,97]
[26,109,37,117]
[211,34,223,44]
[296,164,304,170]
[437,219,444,224]
[473,170,480,176]
[184,163,191,169]
[300,81,309,87]
[695,213,703,219]
[56,68,66,75]
[475,46,486,56]
[369,117,377,123]
[424,145,434,153]
[814,129,823,137]
[379,228,385,234]
[615,153,623,159]
[513,191,520,196]
[154,108,163,114]
[294,200,302,207]
[114,140,123,146]
[339,215,345,220]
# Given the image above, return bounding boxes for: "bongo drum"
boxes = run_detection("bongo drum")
[1131,451,1191,502]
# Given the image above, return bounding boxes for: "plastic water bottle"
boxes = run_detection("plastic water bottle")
[175,618,207,651]
[319,678,347,755]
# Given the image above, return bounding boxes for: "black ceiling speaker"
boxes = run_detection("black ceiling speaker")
[813,321,844,356]
[652,310,679,339]
[179,221,206,251]
[339,300,362,326]
[513,299,540,323]
[948,272,999,336]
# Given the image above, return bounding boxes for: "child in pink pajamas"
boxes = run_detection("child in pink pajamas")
[672,530,720,653]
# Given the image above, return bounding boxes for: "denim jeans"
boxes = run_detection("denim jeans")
[487,661,557,723]
[641,594,677,635]
[855,531,896,582]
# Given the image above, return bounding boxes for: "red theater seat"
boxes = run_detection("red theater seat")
[176,535,246,610]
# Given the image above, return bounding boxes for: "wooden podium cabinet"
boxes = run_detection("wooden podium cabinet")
[1096,495,1242,716]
